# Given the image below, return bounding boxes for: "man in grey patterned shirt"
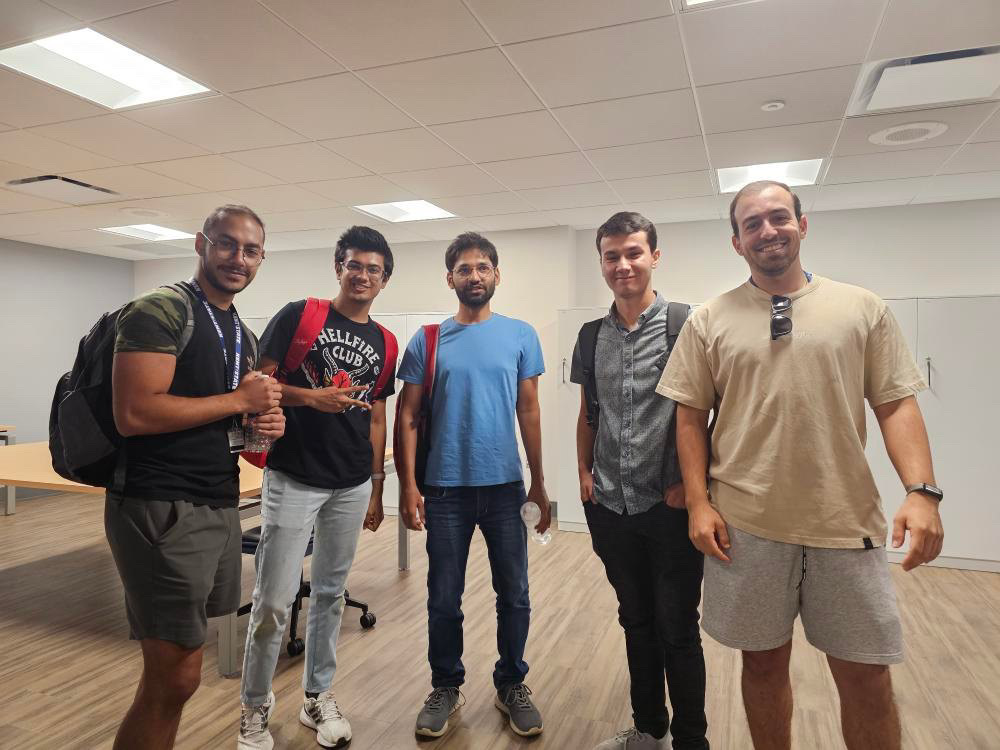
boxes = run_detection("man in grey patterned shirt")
[571,212,708,750]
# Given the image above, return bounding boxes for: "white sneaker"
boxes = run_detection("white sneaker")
[238,692,275,750]
[594,727,667,750]
[300,691,352,748]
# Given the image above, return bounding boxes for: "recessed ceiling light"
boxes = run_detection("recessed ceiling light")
[354,200,456,223]
[681,0,744,8]
[868,121,948,146]
[717,159,824,194]
[98,224,196,241]
[0,28,209,109]
[761,100,786,112]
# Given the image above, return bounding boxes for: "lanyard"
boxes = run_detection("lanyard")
[189,279,242,392]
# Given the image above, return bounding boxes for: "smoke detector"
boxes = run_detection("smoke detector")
[868,122,949,146]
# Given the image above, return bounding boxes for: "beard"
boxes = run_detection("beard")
[455,280,496,309]
[203,260,251,294]
[749,240,799,277]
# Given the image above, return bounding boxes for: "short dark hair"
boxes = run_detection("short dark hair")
[595,211,657,254]
[729,180,802,235]
[335,225,394,279]
[445,232,498,272]
[203,204,266,243]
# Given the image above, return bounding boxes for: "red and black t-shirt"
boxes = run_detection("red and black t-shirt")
[260,300,395,490]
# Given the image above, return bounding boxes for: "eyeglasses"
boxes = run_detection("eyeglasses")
[342,260,385,279]
[202,233,264,265]
[771,295,792,340]
[452,263,495,279]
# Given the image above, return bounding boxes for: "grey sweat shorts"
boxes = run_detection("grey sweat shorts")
[702,524,904,665]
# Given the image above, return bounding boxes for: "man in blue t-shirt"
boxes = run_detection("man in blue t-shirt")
[397,232,550,740]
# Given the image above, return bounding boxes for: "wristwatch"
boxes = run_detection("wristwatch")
[905,483,943,502]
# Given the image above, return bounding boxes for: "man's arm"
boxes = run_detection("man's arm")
[258,356,369,412]
[873,395,943,571]
[112,351,281,437]
[397,382,425,531]
[364,399,387,531]
[516,376,551,534]
[576,388,596,504]
[676,403,730,562]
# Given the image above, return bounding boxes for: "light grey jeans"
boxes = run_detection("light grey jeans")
[240,468,371,706]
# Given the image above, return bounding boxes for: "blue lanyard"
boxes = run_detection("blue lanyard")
[189,279,242,392]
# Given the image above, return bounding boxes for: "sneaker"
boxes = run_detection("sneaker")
[494,683,543,737]
[300,691,351,748]
[238,692,275,750]
[594,727,667,749]
[415,687,463,738]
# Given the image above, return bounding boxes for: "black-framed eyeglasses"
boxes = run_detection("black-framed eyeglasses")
[771,295,792,340]
[202,233,264,265]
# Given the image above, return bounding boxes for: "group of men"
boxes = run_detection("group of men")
[102,180,943,750]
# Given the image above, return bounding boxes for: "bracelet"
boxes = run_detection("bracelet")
[371,472,386,481]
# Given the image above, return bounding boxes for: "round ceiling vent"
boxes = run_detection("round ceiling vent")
[120,206,167,219]
[761,100,785,112]
[868,121,948,146]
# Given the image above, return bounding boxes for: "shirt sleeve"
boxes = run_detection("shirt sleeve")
[569,336,586,385]
[397,328,427,385]
[655,312,716,410]
[865,307,926,407]
[518,324,545,380]
[114,288,188,355]
[259,300,305,367]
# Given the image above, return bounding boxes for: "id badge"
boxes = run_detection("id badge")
[228,416,246,453]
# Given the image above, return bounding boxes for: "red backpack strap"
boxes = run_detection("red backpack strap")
[422,324,440,399]
[279,297,329,381]
[373,322,398,399]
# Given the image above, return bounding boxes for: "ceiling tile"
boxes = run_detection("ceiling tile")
[263,206,365,233]
[64,165,202,200]
[299,175,417,206]
[358,49,541,125]
[971,107,1000,143]
[474,211,556,231]
[234,74,416,140]
[0,188,67,214]
[682,0,883,86]
[142,155,282,191]
[0,0,79,47]
[322,129,468,173]
[630,196,722,224]
[42,1,169,21]
[915,170,1000,203]
[544,203,621,228]
[32,115,208,163]
[938,141,1000,175]
[824,146,957,184]
[261,0,490,69]
[505,17,688,108]
[835,103,1000,156]
[811,178,928,211]
[19,228,139,248]
[586,137,708,180]
[125,96,305,153]
[0,69,105,127]
[436,191,535,217]
[371,223,432,245]
[0,130,118,172]
[118,192,233,220]
[262,229,342,252]
[518,181,619,210]
[466,0,670,44]
[870,0,1000,60]
[406,217,483,242]
[95,0,342,92]
[383,165,505,199]
[707,121,841,168]
[609,171,715,203]
[698,66,861,135]
[0,158,37,182]
[480,152,601,190]
[554,89,701,150]
[228,143,370,183]
[432,110,576,162]
[220,184,334,213]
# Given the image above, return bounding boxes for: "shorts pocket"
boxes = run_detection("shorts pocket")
[142,500,186,546]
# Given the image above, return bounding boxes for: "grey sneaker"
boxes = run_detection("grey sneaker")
[594,727,666,749]
[494,683,543,737]
[415,687,463,738]
[237,692,275,750]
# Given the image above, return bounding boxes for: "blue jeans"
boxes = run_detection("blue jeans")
[424,481,530,690]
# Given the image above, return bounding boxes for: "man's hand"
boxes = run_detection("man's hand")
[688,500,731,562]
[527,483,551,534]
[400,486,426,531]
[236,371,282,413]
[364,481,385,532]
[249,406,285,439]
[308,385,371,413]
[892,493,944,571]
[579,469,595,504]
[664,482,686,509]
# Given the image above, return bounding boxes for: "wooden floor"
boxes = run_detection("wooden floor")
[1,493,998,749]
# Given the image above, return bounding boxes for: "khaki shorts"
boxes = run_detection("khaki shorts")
[105,496,242,649]
[702,524,903,665]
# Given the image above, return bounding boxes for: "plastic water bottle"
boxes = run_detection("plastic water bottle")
[520,502,552,545]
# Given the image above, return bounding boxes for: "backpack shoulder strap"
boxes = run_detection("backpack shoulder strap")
[578,318,603,428]
[373,322,398,399]
[281,298,330,379]
[422,324,441,399]
[664,301,691,357]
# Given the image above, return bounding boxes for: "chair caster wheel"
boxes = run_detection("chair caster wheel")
[287,638,305,656]
[360,612,376,629]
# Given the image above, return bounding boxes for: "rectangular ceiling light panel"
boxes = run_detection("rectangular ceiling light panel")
[99,224,195,241]
[867,51,1000,111]
[0,28,209,109]
[717,159,823,194]
[354,200,456,222]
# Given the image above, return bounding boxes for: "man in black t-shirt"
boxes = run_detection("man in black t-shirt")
[107,205,285,750]
[238,226,397,750]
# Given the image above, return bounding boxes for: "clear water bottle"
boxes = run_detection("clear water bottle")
[520,502,552,545]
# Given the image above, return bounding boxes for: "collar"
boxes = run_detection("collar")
[608,292,666,333]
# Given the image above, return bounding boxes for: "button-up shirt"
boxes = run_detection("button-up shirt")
[571,293,683,515]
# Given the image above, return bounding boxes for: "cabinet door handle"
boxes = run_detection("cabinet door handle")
[562,358,568,384]
[925,356,932,389]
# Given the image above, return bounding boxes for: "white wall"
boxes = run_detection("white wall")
[0,239,133,443]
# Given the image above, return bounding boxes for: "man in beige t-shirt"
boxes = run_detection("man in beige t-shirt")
[657,181,944,750]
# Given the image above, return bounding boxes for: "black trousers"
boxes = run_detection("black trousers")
[585,501,709,749]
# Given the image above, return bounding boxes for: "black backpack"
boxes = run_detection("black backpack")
[578,301,690,430]
[49,284,195,489]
